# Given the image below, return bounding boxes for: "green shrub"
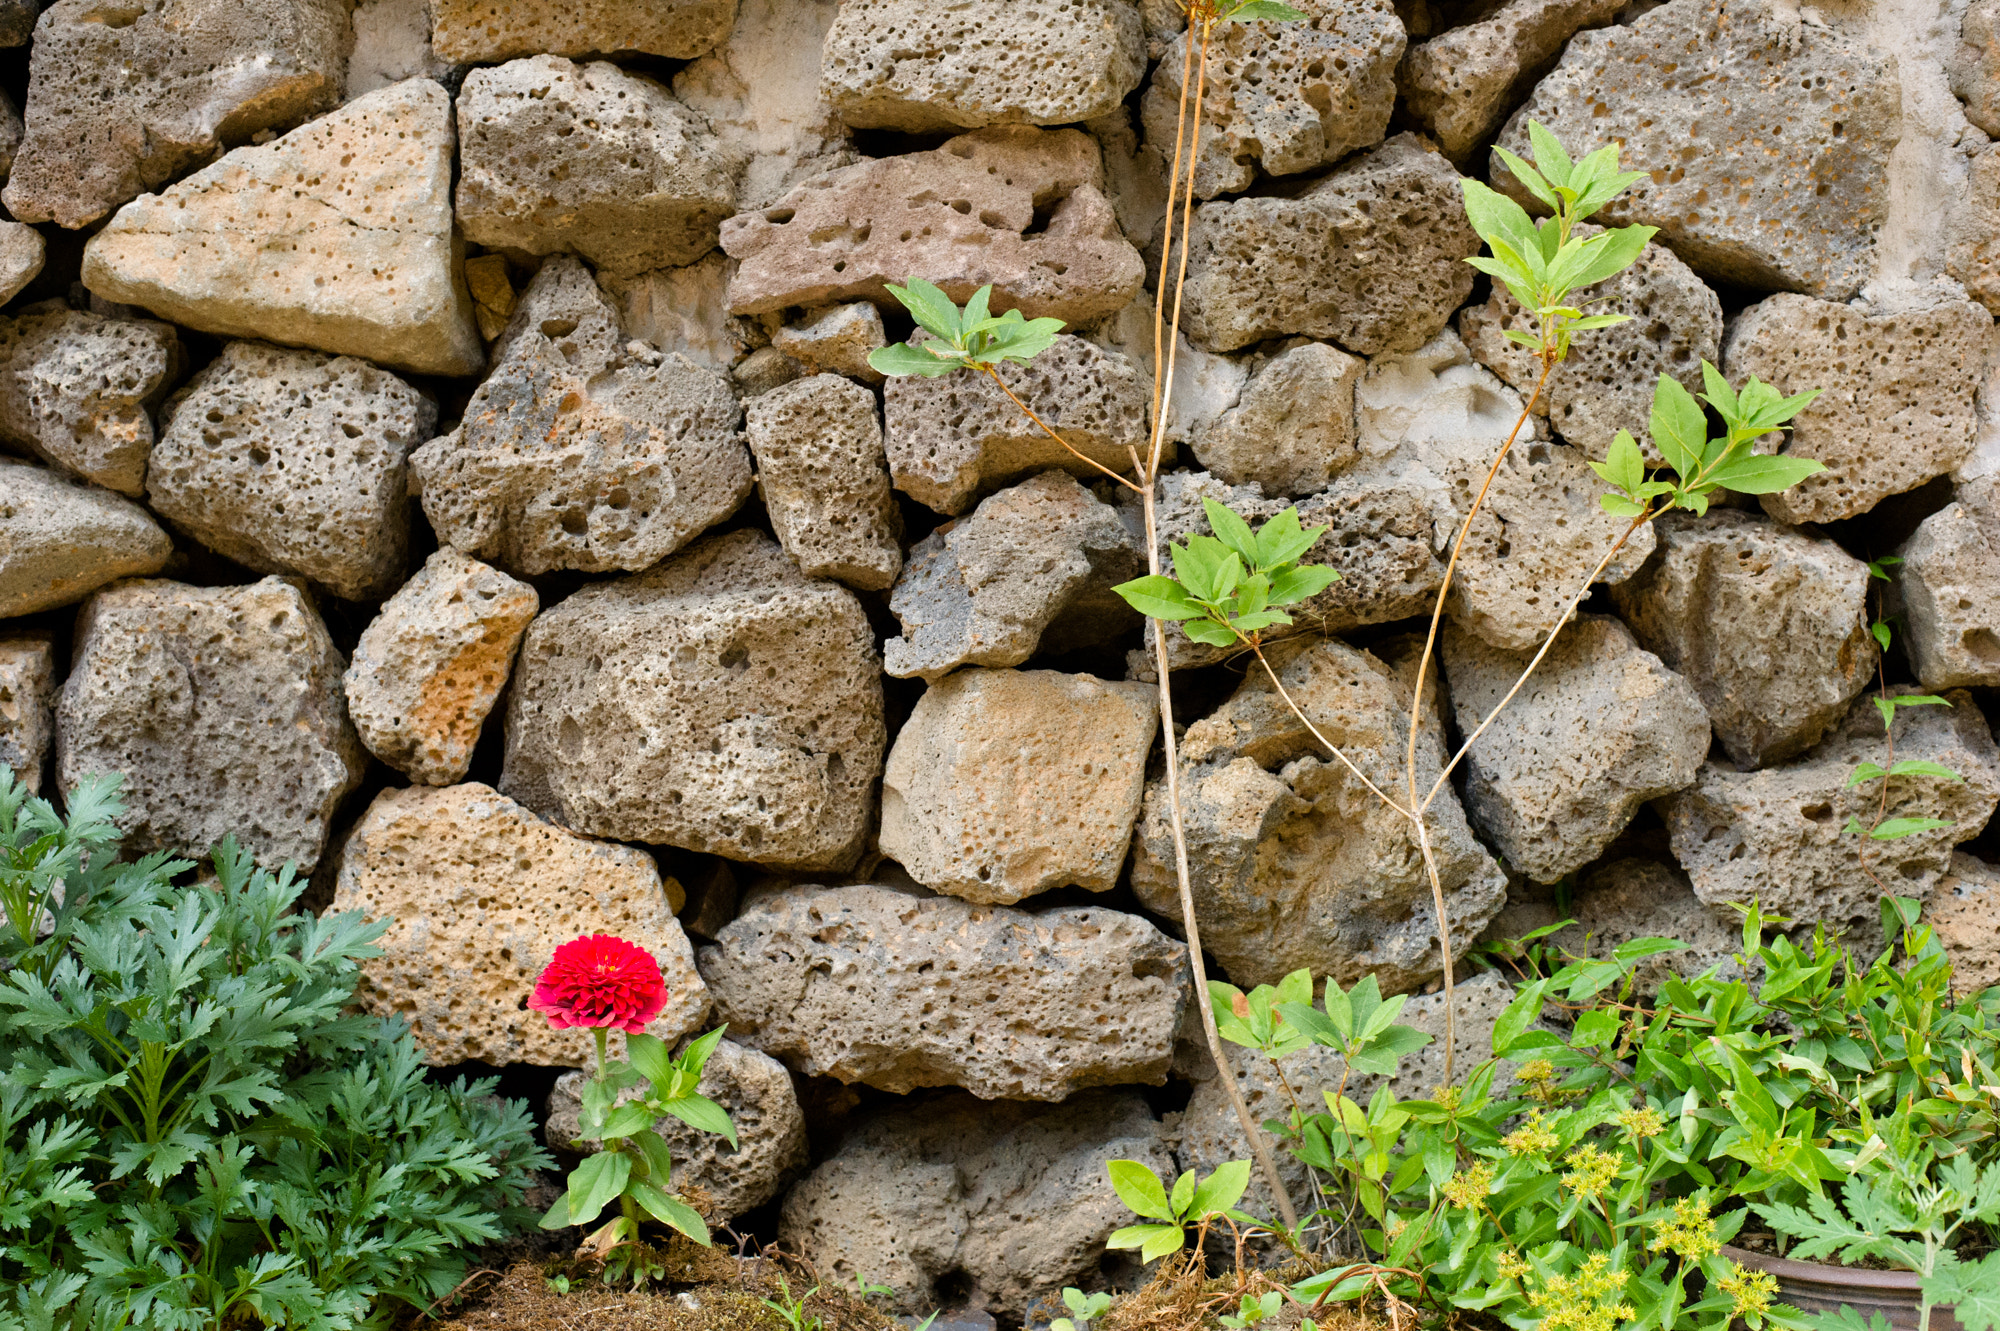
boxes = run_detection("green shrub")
[0,770,552,1330]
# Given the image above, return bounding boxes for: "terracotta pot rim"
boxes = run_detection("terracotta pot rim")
[1721,1243,1922,1292]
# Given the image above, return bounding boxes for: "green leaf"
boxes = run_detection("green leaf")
[1204,497,1262,566]
[680,1025,728,1079]
[1349,1023,1432,1076]
[1567,313,1634,330]
[1888,759,1963,781]
[1267,564,1340,605]
[1107,1222,1186,1263]
[1169,1168,1197,1218]
[630,1181,710,1245]
[1107,1160,1175,1221]
[659,1093,738,1148]
[1601,493,1645,517]
[599,1100,655,1139]
[539,1193,576,1230]
[1892,694,1953,709]
[626,1032,673,1084]
[1569,224,1658,289]
[1502,328,1542,349]
[1254,508,1322,568]
[1704,454,1828,495]
[1115,575,1205,621]
[1612,936,1688,963]
[564,1148,631,1227]
[1222,0,1310,20]
[1649,374,1708,479]
[1699,361,1741,420]
[1460,179,1540,259]
[1171,535,1228,602]
[1190,1161,1252,1218]
[1870,818,1955,840]
[885,278,964,343]
[1182,618,1241,647]
[1594,429,1645,494]
[1924,1249,2000,1331]
[1492,146,1558,211]
[1491,978,1549,1055]
[632,1128,675,1184]
[1227,609,1293,634]
[1845,762,1888,788]
[1872,621,1892,652]
[867,341,962,378]
[1526,120,1575,188]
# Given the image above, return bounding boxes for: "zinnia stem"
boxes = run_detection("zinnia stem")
[593,1026,611,1085]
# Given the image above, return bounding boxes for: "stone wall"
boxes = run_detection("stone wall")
[3,0,2000,1317]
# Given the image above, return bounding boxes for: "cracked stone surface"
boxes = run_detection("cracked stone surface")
[1889,501,2000,690]
[56,577,364,871]
[430,0,738,63]
[699,881,1189,1100]
[0,633,53,793]
[1129,636,1508,992]
[332,782,710,1067]
[1401,0,1622,160]
[4,0,347,230]
[879,669,1158,906]
[1930,852,2000,995]
[1190,341,1363,496]
[344,550,539,787]
[1610,509,1876,768]
[409,256,751,577]
[822,0,1145,133]
[1141,0,1404,198]
[148,342,435,601]
[0,458,171,619]
[771,303,886,384]
[501,531,885,873]
[744,374,901,590]
[457,57,737,278]
[80,79,484,378]
[0,302,178,497]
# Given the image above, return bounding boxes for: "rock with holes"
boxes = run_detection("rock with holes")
[1493,0,1897,300]
[343,551,539,787]
[547,1037,807,1219]
[409,256,751,576]
[1136,468,1445,671]
[0,223,44,307]
[1459,224,1722,459]
[1720,294,1991,525]
[331,782,709,1067]
[1610,509,1875,768]
[880,669,1158,905]
[771,303,886,384]
[1947,143,2000,316]
[1140,0,1404,198]
[884,471,1143,680]
[1931,852,2000,995]
[1662,689,2000,941]
[430,0,737,62]
[1442,616,1710,883]
[699,881,1189,1099]
[881,336,1149,515]
[1178,134,1478,354]
[821,0,1145,133]
[600,253,753,375]
[3,0,347,230]
[56,577,364,870]
[1129,636,1509,992]
[0,459,172,619]
[744,374,901,591]
[456,57,737,279]
[722,126,1144,327]
[1401,0,1622,160]
[1952,0,2000,137]
[1190,341,1363,495]
[79,79,484,378]
[1889,502,2000,690]
[501,531,885,872]
[672,0,854,212]
[0,302,178,497]
[348,0,456,98]
[1180,972,1516,1218]
[1478,858,1748,992]
[0,634,54,792]
[781,1090,1176,1317]
[148,342,435,601]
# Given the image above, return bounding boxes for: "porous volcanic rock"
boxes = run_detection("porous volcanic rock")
[331,782,709,1067]
[1401,0,1622,160]
[1460,225,1722,459]
[883,471,1143,680]
[1141,0,1404,198]
[780,1090,1176,1317]
[1889,501,2000,690]
[1720,294,1991,526]
[1660,689,2000,939]
[456,57,737,278]
[1953,0,2000,137]
[343,551,539,787]
[1190,341,1363,496]
[1478,858,1747,992]
[771,303,886,384]
[881,336,1149,514]
[699,881,1189,1100]
[4,0,347,230]
[0,459,172,619]
[1442,617,1710,883]
[1177,134,1478,354]
[80,79,484,378]
[148,342,435,601]
[409,256,751,576]
[1129,636,1508,991]
[743,374,901,591]
[1930,852,2000,995]
[1610,509,1875,768]
[55,577,363,871]
[722,126,1144,326]
[430,0,738,63]
[1493,0,1897,300]
[0,223,44,307]
[501,531,885,873]
[546,1037,807,1219]
[880,669,1158,905]
[0,302,178,497]
[1947,143,2000,316]
[821,0,1145,133]
[348,0,456,98]
[0,633,53,791]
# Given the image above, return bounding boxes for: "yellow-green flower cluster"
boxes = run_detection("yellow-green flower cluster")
[1650,1196,1719,1261]
[1502,1110,1561,1157]
[1495,1250,1531,1281]
[1614,1104,1665,1142]
[1527,1254,1635,1331]
[1718,1263,1778,1320]
[1442,1160,1495,1210]
[1561,1142,1620,1199]
[1518,1058,1573,1105]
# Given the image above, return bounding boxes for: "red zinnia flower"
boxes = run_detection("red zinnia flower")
[527,934,669,1033]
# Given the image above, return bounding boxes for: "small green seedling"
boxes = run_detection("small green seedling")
[866,279,1065,379]
[762,1275,823,1331]
[853,1273,897,1301]
[1105,1159,1258,1262]
[545,1274,572,1295]
[1218,1292,1283,1329]
[1592,364,1825,520]
[1112,499,1341,649]
[1049,1287,1114,1331]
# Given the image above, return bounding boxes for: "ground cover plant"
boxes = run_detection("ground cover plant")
[0,769,550,1331]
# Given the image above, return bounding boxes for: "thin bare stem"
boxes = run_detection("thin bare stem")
[1148,15,1215,481]
[1249,646,1410,817]
[981,366,1144,493]
[1148,29,1196,431]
